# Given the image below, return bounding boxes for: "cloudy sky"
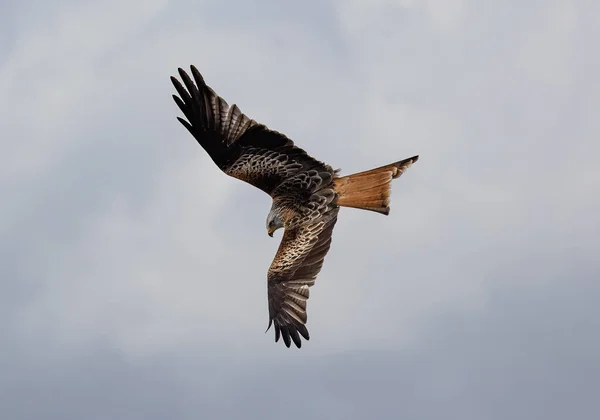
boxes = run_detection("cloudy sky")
[1,0,599,418]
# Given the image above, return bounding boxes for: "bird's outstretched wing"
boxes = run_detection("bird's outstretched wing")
[171,66,332,195]
[266,208,339,348]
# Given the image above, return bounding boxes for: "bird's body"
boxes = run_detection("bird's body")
[171,66,418,348]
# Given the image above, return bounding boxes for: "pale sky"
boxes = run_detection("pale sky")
[1,0,599,419]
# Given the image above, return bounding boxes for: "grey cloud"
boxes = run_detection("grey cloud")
[1,248,597,420]
[1,0,598,418]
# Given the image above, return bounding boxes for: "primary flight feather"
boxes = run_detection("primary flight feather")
[171,65,418,348]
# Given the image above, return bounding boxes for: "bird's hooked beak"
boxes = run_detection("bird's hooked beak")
[267,228,275,237]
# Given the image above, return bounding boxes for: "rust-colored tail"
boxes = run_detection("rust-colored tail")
[333,155,419,215]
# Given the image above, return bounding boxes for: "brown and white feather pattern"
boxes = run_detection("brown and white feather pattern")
[267,207,339,348]
[264,172,339,348]
[272,169,335,225]
[225,148,303,189]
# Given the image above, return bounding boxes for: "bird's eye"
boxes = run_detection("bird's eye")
[269,221,274,228]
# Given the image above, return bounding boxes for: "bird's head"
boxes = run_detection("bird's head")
[266,209,284,237]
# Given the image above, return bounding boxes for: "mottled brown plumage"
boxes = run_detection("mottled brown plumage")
[171,66,418,348]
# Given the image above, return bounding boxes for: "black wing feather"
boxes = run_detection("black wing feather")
[171,65,333,195]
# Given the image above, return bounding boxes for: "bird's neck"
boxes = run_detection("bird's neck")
[272,200,301,228]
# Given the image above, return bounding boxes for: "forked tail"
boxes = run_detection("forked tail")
[333,155,419,215]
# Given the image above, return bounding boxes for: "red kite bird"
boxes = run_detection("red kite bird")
[171,66,418,348]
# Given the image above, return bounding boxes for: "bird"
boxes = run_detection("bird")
[171,65,418,348]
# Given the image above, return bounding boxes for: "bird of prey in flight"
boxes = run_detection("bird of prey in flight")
[171,66,418,348]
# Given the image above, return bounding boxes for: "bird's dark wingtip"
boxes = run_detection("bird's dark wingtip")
[190,65,206,87]
[297,324,310,341]
[170,76,182,90]
[177,67,191,82]
[269,322,308,348]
